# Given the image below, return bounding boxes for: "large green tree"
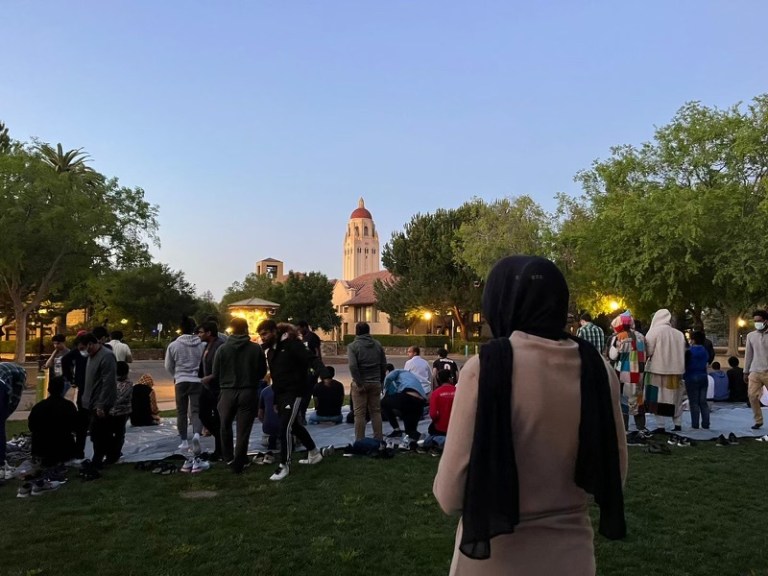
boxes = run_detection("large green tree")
[377,205,483,337]
[455,196,553,280]
[272,271,340,332]
[88,263,197,339]
[571,95,768,353]
[0,128,158,361]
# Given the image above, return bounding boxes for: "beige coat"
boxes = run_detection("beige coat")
[433,332,627,576]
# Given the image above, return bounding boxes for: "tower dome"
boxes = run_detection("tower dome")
[343,197,380,281]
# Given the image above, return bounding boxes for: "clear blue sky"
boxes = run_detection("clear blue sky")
[3,1,767,298]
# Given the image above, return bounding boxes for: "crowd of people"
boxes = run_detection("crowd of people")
[0,315,462,485]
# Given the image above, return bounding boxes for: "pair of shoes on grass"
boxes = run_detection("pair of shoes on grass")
[17,479,63,498]
[716,433,739,446]
[180,457,210,474]
[666,434,691,447]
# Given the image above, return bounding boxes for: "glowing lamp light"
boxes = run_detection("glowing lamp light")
[738,319,747,328]
[609,301,620,312]
[120,318,128,325]
[423,312,433,321]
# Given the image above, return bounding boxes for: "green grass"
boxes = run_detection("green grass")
[3,427,768,576]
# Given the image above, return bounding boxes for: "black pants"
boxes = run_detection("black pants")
[277,395,316,466]
[218,388,258,466]
[381,393,425,439]
[199,385,222,457]
[89,410,112,466]
[74,395,89,459]
[106,414,128,464]
[298,373,318,422]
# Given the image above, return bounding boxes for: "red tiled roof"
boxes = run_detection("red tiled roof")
[341,270,395,306]
[350,207,372,219]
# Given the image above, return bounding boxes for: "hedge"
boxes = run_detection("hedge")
[0,337,168,354]
[342,334,450,347]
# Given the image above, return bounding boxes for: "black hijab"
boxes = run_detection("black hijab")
[459,256,626,560]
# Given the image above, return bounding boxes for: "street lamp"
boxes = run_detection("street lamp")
[423,311,433,334]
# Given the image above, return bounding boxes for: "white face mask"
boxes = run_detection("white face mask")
[756,322,766,331]
[80,350,88,357]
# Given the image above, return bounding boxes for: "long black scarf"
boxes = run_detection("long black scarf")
[459,256,626,559]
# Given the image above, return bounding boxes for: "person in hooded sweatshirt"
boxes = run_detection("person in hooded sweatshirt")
[165,316,205,450]
[212,317,267,473]
[643,308,687,431]
[347,321,387,441]
[257,320,321,482]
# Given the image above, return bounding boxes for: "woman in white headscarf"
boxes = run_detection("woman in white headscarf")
[643,309,687,431]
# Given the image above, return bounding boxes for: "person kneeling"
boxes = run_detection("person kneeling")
[382,364,428,445]
[28,376,78,467]
[421,369,456,450]
[308,367,344,424]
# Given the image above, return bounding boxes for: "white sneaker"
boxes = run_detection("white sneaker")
[756,435,768,442]
[178,440,189,450]
[269,464,290,481]
[298,449,323,465]
[180,459,194,473]
[191,433,201,456]
[191,458,210,473]
[2,462,15,480]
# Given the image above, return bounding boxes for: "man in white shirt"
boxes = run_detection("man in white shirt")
[404,346,432,395]
[108,331,133,363]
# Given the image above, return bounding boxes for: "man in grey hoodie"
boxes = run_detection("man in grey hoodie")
[165,316,204,450]
[81,332,117,468]
[347,322,387,441]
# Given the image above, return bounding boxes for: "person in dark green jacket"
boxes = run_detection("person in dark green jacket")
[212,318,267,473]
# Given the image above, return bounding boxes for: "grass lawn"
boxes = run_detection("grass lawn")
[3,418,768,576]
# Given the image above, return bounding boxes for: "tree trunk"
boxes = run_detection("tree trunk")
[726,312,740,358]
[13,305,27,363]
[452,306,467,341]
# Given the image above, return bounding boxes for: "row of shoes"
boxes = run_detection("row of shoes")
[17,478,64,498]
[180,457,211,474]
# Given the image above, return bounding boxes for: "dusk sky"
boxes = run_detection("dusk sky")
[3,1,767,298]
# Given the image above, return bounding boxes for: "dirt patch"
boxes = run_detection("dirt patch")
[180,490,218,499]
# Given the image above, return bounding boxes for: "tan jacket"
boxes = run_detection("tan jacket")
[434,332,627,576]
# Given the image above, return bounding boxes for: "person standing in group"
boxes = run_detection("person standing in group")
[607,311,648,432]
[576,313,605,354]
[744,310,768,430]
[405,346,433,395]
[107,331,133,363]
[1,362,27,480]
[81,333,117,469]
[685,331,711,429]
[347,321,387,441]
[44,334,69,395]
[61,332,90,459]
[432,348,459,385]
[433,256,626,575]
[164,316,204,450]
[643,309,687,432]
[296,320,324,425]
[257,320,322,482]
[198,320,225,460]
[212,317,267,473]
[107,361,133,464]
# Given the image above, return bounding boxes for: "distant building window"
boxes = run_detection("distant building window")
[357,248,361,253]
[364,226,369,236]
[266,265,278,279]
[355,226,360,237]
[354,306,378,323]
[472,312,481,323]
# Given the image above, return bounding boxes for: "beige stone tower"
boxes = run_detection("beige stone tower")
[343,197,380,280]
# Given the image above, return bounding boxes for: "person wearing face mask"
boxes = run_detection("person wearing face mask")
[60,331,90,460]
[744,310,768,430]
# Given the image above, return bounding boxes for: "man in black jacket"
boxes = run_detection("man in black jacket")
[257,320,322,481]
[198,320,225,461]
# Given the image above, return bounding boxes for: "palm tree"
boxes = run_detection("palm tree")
[36,142,93,174]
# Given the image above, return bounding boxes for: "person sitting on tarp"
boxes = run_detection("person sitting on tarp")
[710,362,730,402]
[28,376,78,467]
[131,374,161,426]
[421,369,457,450]
[309,366,344,424]
[727,356,748,404]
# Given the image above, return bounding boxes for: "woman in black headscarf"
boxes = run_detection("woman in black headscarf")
[433,256,627,576]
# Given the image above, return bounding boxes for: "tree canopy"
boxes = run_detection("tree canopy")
[0,125,158,360]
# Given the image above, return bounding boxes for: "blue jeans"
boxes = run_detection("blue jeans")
[308,413,343,424]
[685,375,710,428]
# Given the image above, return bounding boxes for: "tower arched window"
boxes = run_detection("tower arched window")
[364,226,369,236]
[355,226,360,237]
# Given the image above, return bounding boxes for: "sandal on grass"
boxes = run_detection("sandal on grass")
[152,462,178,475]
